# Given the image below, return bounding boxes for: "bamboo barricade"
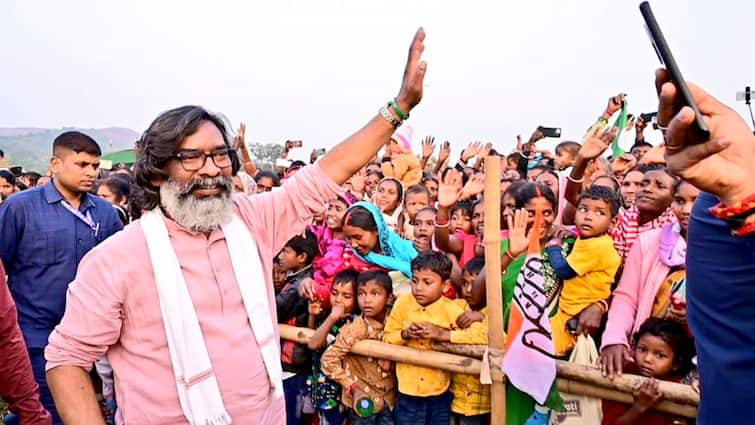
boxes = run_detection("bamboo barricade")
[483,155,506,425]
[280,325,698,418]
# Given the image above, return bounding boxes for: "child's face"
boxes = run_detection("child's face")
[387,139,402,156]
[471,201,485,237]
[554,149,575,170]
[272,263,287,292]
[343,224,380,256]
[671,182,700,235]
[634,334,676,378]
[330,281,356,315]
[413,209,436,245]
[357,280,390,320]
[536,172,559,195]
[365,173,380,198]
[326,199,349,230]
[404,192,430,220]
[449,209,472,235]
[461,271,486,310]
[423,179,439,204]
[277,246,304,273]
[501,193,517,228]
[411,269,448,306]
[575,197,615,238]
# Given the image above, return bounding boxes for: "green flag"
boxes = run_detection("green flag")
[611,100,629,158]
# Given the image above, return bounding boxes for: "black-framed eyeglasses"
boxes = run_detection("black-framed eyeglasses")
[173,148,233,172]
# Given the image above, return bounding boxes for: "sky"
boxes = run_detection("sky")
[1,0,753,161]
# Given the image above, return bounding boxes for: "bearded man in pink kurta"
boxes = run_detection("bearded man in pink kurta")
[43,29,428,425]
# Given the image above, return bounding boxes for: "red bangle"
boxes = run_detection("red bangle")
[709,194,755,218]
[435,218,449,226]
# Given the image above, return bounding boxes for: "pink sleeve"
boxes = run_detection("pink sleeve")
[238,165,344,256]
[45,242,126,371]
[600,240,644,350]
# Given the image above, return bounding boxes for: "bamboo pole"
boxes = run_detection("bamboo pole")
[483,154,506,425]
[557,379,698,418]
[429,342,699,407]
[278,324,697,418]
[279,324,482,374]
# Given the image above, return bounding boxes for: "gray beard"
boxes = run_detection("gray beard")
[159,176,234,233]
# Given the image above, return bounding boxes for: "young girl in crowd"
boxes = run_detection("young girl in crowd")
[434,170,485,268]
[321,270,397,425]
[600,180,700,378]
[308,270,360,425]
[601,318,693,425]
[343,202,419,294]
[381,124,422,188]
[374,177,404,232]
[397,184,431,240]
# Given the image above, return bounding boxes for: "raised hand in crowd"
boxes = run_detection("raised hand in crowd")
[421,136,436,159]
[460,141,483,163]
[233,122,246,150]
[656,69,755,206]
[506,208,535,258]
[459,173,485,201]
[565,126,618,206]
[298,277,317,301]
[437,169,465,208]
[349,168,367,197]
[434,140,452,174]
[308,298,324,317]
[310,149,319,164]
[515,134,523,152]
[602,93,626,120]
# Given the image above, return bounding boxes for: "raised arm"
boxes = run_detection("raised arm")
[565,126,617,206]
[318,28,427,185]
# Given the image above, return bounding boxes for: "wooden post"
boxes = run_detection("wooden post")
[483,155,506,425]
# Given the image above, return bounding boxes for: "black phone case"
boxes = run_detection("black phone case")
[640,2,710,141]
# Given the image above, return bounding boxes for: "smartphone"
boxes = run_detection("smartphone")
[640,112,658,122]
[538,126,562,138]
[640,1,710,140]
[287,140,303,148]
[315,148,326,156]
[566,317,579,334]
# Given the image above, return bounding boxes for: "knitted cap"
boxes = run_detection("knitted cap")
[391,124,413,152]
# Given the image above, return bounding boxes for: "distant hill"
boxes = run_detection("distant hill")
[0,127,139,172]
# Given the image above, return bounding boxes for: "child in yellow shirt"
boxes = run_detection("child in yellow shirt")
[384,252,486,425]
[546,185,622,356]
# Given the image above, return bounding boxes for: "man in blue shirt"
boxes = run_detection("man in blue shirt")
[0,131,122,424]
[656,69,755,424]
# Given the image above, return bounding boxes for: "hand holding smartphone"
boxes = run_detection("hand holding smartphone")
[640,1,710,141]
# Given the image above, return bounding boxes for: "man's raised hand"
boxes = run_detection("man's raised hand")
[396,28,427,113]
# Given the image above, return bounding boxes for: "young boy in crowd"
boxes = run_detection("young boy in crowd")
[553,141,581,172]
[384,252,486,425]
[412,207,437,253]
[546,186,622,356]
[449,257,491,425]
[398,184,431,240]
[321,270,397,425]
[275,230,320,425]
[382,124,422,188]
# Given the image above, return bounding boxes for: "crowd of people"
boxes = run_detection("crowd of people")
[1,29,754,425]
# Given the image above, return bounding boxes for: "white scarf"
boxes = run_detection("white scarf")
[141,208,283,425]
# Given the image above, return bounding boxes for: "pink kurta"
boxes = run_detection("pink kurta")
[45,165,343,424]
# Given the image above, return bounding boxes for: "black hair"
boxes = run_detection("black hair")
[633,317,693,376]
[411,251,453,281]
[256,170,281,187]
[357,270,393,295]
[404,184,430,203]
[283,229,319,266]
[673,178,691,195]
[133,106,239,211]
[578,185,621,217]
[504,180,526,199]
[421,174,439,185]
[15,181,28,191]
[514,182,557,210]
[506,153,520,163]
[464,256,485,277]
[53,131,102,157]
[22,171,42,186]
[536,169,559,182]
[344,206,378,232]
[333,269,359,288]
[0,149,4,157]
[630,140,653,151]
[449,199,474,219]
[99,175,132,204]
[416,206,438,217]
[555,141,581,157]
[379,178,404,202]
[366,170,384,180]
[0,169,16,186]
[591,175,621,192]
